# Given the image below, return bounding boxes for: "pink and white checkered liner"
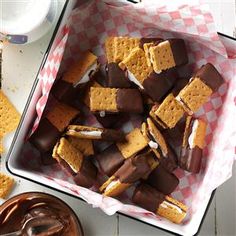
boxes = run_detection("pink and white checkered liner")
[28,0,236,232]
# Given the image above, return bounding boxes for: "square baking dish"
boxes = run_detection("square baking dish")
[5,0,236,235]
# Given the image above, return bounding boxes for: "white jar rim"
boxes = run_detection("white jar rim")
[0,0,51,35]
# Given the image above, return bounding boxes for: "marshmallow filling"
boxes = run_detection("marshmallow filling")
[127,70,144,89]
[74,61,99,87]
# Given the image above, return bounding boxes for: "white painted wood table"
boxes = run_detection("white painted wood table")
[1,1,236,235]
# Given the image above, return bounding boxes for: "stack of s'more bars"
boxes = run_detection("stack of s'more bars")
[30,36,224,224]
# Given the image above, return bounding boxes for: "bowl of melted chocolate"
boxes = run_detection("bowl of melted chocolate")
[0,192,83,236]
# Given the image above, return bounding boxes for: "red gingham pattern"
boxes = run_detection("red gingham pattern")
[31,32,69,132]
[26,0,236,233]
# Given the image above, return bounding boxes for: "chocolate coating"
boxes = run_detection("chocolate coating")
[178,116,203,173]
[91,68,108,87]
[95,113,129,129]
[30,118,60,153]
[58,158,77,176]
[146,165,179,195]
[116,89,143,113]
[107,63,130,88]
[179,146,202,173]
[52,79,76,104]
[162,115,187,147]
[74,159,97,188]
[41,151,57,166]
[95,144,125,176]
[139,38,163,49]
[0,192,83,235]
[101,129,125,142]
[149,114,166,132]
[132,184,165,213]
[171,77,189,96]
[169,39,188,66]
[114,154,151,183]
[160,146,178,172]
[194,63,224,92]
[143,69,177,102]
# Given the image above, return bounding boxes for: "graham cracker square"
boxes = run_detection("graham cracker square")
[143,42,155,67]
[147,118,168,156]
[83,81,102,107]
[46,102,79,132]
[184,119,206,149]
[0,90,20,136]
[178,78,212,112]
[0,173,15,199]
[193,120,207,149]
[67,136,94,156]
[54,138,83,172]
[114,37,140,63]
[116,128,148,159]
[0,136,3,154]
[62,51,97,85]
[153,94,185,129]
[105,37,116,63]
[149,41,175,73]
[119,47,152,85]
[90,87,118,112]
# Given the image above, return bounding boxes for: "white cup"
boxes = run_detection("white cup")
[0,0,58,44]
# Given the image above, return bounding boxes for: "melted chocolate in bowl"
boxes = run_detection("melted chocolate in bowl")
[0,192,83,236]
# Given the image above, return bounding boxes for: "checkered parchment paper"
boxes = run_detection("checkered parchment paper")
[23,0,236,234]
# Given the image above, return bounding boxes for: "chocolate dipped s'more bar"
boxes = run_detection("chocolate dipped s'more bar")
[119,46,178,102]
[179,116,207,173]
[52,51,99,103]
[143,70,177,102]
[176,78,212,114]
[83,80,128,128]
[162,115,187,148]
[132,184,187,224]
[141,118,177,172]
[146,164,179,195]
[144,39,188,74]
[194,63,224,92]
[100,152,153,197]
[95,128,148,176]
[176,63,224,113]
[30,102,79,153]
[90,87,143,113]
[105,37,164,88]
[66,125,125,142]
[118,47,152,89]
[105,37,138,88]
[150,93,185,129]
[53,138,97,188]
